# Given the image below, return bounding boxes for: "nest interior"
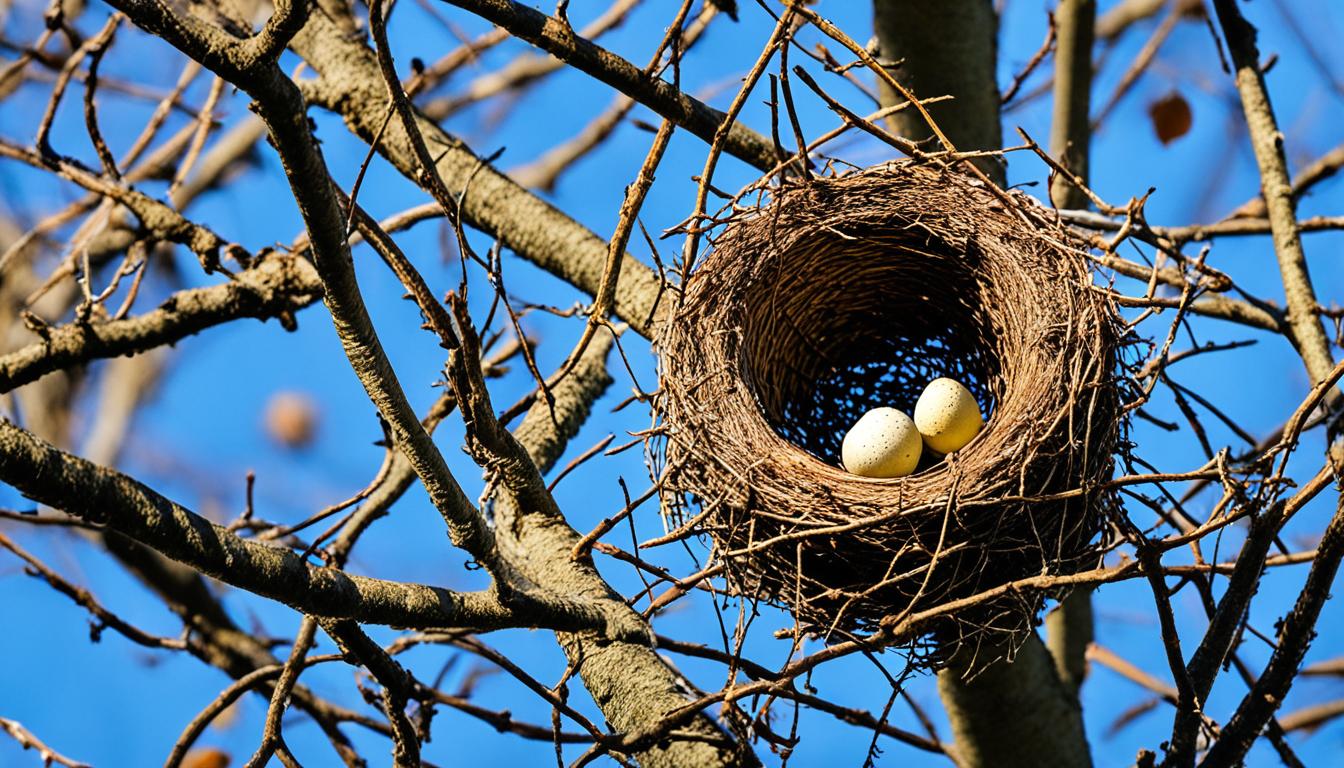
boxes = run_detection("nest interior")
[655,162,1127,651]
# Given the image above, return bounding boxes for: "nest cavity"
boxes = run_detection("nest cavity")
[654,162,1129,653]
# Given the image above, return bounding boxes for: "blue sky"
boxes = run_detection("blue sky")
[2,0,1343,766]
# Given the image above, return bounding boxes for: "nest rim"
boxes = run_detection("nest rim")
[653,160,1131,659]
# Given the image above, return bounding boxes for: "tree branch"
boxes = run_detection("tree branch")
[1162,3,1344,761]
[437,0,780,172]
[1211,0,1335,385]
[291,11,668,337]
[222,53,500,572]
[323,619,423,768]
[0,418,610,633]
[1201,488,1344,766]
[492,331,758,767]
[0,253,321,393]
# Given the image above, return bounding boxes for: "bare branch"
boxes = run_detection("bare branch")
[1211,0,1336,385]
[0,254,321,393]
[0,418,610,633]
[438,0,780,171]
[292,11,669,337]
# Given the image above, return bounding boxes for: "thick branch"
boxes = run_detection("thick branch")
[292,12,667,337]
[495,333,757,768]
[91,0,305,85]
[0,419,607,632]
[420,0,642,121]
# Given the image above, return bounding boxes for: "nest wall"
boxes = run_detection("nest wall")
[654,162,1128,652]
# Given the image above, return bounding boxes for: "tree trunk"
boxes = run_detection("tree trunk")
[873,2,1092,765]
[873,0,1001,176]
[938,637,1090,767]
[1044,0,1098,699]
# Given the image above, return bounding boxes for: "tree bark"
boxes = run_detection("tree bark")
[872,2,1091,765]
[872,0,1001,176]
[495,334,758,768]
[938,638,1091,767]
[1044,0,1097,697]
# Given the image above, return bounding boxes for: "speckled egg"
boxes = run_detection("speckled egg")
[913,377,984,455]
[841,407,922,478]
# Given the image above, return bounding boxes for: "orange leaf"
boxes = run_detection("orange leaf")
[182,748,231,768]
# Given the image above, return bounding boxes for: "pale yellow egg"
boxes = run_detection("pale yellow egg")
[913,378,984,454]
[841,407,922,478]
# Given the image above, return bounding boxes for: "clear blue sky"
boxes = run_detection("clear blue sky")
[2,0,1343,766]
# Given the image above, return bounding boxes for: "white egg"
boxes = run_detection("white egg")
[913,377,984,455]
[841,407,922,478]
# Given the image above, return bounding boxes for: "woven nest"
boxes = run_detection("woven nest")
[654,162,1129,656]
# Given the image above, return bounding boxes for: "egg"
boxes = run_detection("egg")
[913,377,984,454]
[841,407,922,478]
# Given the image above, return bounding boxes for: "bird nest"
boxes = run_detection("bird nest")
[653,161,1130,657]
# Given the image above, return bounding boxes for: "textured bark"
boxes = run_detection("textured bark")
[872,0,1002,173]
[1044,0,1097,696]
[937,638,1091,768]
[290,12,667,338]
[496,334,758,768]
[0,418,611,632]
[1211,0,1335,386]
[872,1,1091,765]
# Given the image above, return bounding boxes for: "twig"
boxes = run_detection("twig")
[244,619,320,768]
[437,0,780,171]
[1002,13,1056,105]
[0,718,91,768]
[164,655,346,768]
[0,531,187,650]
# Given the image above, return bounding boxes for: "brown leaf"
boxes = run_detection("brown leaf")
[263,391,319,449]
[1148,92,1193,145]
[1178,0,1207,20]
[182,748,231,768]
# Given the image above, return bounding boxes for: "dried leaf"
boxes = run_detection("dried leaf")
[263,391,319,449]
[182,748,231,768]
[1149,92,1193,145]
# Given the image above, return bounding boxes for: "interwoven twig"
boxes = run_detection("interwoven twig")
[653,161,1131,661]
